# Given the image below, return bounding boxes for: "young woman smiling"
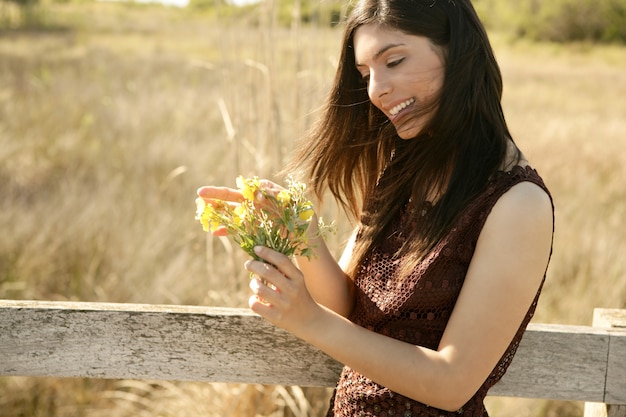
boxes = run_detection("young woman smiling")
[197,1,554,415]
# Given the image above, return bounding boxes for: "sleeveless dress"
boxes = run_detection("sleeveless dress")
[326,165,554,417]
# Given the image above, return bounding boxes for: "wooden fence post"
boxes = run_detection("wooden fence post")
[584,309,626,417]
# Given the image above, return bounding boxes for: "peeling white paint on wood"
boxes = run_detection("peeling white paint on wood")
[0,300,342,386]
[0,301,624,411]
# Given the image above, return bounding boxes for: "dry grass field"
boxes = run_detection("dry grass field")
[0,2,625,416]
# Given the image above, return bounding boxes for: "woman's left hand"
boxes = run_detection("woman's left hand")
[245,246,322,336]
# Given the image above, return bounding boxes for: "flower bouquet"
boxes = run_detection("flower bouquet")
[195,176,333,260]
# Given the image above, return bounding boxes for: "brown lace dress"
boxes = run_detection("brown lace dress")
[326,165,554,417]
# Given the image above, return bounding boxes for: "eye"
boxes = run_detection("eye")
[387,57,405,68]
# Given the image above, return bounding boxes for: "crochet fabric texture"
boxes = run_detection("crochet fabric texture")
[326,166,553,417]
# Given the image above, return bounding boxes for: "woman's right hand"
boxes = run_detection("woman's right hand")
[196,185,242,236]
[196,179,287,236]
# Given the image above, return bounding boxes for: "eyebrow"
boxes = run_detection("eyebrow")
[355,43,406,67]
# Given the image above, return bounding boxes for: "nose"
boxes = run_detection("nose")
[367,71,392,103]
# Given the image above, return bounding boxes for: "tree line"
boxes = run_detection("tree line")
[2,0,625,44]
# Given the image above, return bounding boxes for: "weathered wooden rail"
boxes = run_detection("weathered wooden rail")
[1,300,624,416]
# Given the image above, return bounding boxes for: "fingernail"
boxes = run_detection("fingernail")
[253,246,262,255]
[249,278,259,291]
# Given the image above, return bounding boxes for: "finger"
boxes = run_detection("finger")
[258,179,285,196]
[197,186,244,203]
[245,260,288,292]
[253,246,302,279]
[249,277,279,303]
[211,226,228,237]
[249,294,274,317]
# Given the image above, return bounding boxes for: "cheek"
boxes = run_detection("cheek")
[431,75,445,95]
[411,69,444,99]
[423,78,443,99]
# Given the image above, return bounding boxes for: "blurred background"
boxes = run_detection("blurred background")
[0,0,625,415]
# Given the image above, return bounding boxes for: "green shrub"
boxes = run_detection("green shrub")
[524,0,625,43]
[475,0,626,43]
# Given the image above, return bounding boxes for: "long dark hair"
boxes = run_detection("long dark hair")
[287,0,519,278]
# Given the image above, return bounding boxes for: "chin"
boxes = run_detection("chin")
[397,127,424,140]
[394,119,427,140]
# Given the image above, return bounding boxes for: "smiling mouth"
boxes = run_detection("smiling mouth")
[389,98,415,116]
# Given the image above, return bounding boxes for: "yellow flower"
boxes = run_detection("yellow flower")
[233,204,246,226]
[195,199,211,232]
[196,176,333,261]
[195,197,223,232]
[276,190,292,206]
[299,201,314,222]
[203,217,221,233]
[198,212,215,232]
[236,175,257,201]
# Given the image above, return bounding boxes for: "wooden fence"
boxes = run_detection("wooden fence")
[1,300,624,416]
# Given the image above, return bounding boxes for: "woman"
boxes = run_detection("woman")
[197,0,554,415]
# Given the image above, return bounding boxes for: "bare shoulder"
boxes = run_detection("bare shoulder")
[490,180,553,231]
[474,179,554,285]
[476,179,554,281]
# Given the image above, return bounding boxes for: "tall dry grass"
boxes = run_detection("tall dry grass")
[0,2,625,416]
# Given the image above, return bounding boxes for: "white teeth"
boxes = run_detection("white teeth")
[389,98,415,116]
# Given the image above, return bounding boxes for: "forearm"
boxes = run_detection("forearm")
[292,214,354,316]
[300,305,469,412]
[295,235,354,317]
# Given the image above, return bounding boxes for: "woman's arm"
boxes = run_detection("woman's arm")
[246,181,553,411]
[295,226,357,317]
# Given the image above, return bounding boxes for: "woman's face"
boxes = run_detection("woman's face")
[353,24,445,139]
